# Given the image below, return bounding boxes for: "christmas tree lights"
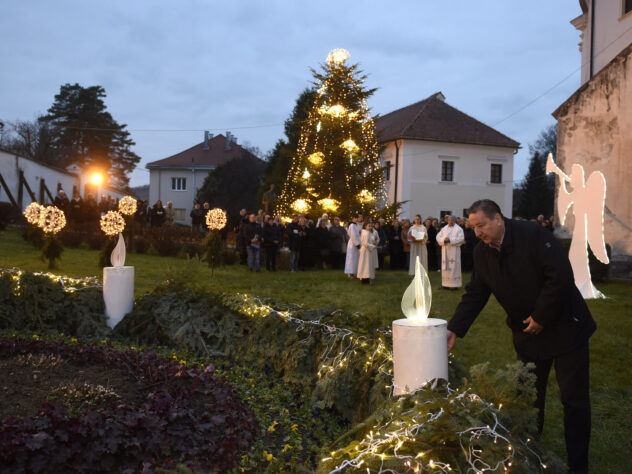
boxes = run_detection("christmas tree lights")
[277,49,388,219]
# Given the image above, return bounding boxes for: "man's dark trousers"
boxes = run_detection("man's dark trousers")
[518,342,591,471]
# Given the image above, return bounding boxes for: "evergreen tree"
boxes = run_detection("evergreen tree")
[39,83,140,187]
[516,152,554,218]
[260,88,317,199]
[196,152,265,222]
[515,124,557,218]
[276,49,386,219]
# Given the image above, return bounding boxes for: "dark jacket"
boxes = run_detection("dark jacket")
[262,222,282,246]
[190,208,204,226]
[328,224,346,252]
[448,218,596,360]
[287,222,300,251]
[387,225,403,254]
[244,221,262,247]
[150,205,166,227]
[314,225,330,253]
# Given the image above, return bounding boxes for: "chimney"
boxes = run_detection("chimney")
[225,131,232,151]
[203,130,213,151]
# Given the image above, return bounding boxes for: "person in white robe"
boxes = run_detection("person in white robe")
[344,214,361,278]
[436,215,465,288]
[357,221,379,283]
[407,214,428,274]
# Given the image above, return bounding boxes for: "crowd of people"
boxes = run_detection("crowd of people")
[232,209,491,285]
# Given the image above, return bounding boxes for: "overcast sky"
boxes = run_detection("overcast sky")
[0,1,583,187]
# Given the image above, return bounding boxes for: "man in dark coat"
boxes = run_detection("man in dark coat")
[447,199,595,474]
[387,218,403,269]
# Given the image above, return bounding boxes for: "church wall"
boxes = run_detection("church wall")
[554,44,632,257]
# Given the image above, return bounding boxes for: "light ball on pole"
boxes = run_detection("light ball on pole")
[100,210,126,236]
[206,208,227,230]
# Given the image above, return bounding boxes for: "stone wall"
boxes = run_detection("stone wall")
[554,43,632,258]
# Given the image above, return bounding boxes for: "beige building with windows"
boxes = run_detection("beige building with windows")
[376,92,520,220]
[147,132,259,225]
[554,0,632,265]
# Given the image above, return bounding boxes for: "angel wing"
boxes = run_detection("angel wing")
[585,171,609,264]
[557,179,574,226]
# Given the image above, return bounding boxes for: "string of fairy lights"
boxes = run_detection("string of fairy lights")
[277,48,388,219]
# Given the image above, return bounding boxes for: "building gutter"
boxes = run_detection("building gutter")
[590,0,595,78]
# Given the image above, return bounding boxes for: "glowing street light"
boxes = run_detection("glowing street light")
[90,172,104,185]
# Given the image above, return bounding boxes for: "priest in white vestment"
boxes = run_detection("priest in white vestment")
[436,216,465,288]
[344,214,361,278]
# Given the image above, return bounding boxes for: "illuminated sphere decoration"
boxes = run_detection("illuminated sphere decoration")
[24,202,43,225]
[327,48,350,65]
[38,206,66,234]
[206,208,227,230]
[341,139,359,153]
[291,199,310,214]
[358,189,376,204]
[307,152,325,166]
[118,195,138,216]
[318,198,340,212]
[100,211,126,236]
[320,104,346,118]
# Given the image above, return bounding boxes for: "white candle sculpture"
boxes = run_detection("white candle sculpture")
[103,233,135,328]
[392,256,448,395]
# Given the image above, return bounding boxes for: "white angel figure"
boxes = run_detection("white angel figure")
[546,153,608,298]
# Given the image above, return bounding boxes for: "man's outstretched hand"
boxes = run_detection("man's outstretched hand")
[522,316,543,335]
[447,330,457,351]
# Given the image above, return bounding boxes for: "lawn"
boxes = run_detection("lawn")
[1,225,630,473]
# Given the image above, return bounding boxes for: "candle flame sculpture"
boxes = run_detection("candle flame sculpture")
[110,233,126,267]
[401,257,432,321]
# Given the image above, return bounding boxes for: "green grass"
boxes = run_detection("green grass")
[1,225,630,473]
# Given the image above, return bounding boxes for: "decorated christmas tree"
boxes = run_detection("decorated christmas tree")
[277,49,388,219]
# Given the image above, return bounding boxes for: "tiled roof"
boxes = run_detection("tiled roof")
[375,92,520,149]
[146,134,261,169]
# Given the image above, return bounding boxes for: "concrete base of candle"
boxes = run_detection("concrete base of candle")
[103,266,134,328]
[392,318,448,396]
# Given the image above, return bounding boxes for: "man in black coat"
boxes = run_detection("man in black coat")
[447,199,595,474]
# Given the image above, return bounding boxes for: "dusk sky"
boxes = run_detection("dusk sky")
[1,1,584,188]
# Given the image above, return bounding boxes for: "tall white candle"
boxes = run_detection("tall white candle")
[103,266,134,328]
[392,318,448,395]
[103,233,134,328]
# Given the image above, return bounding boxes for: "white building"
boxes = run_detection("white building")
[376,92,520,220]
[146,132,259,225]
[554,0,632,263]
[0,147,125,211]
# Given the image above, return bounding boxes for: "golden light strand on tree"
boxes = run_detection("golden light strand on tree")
[24,202,43,225]
[118,196,137,216]
[38,206,66,234]
[100,211,125,236]
[206,208,227,230]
